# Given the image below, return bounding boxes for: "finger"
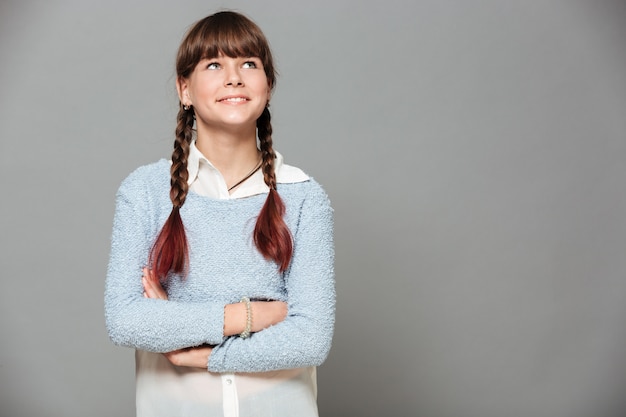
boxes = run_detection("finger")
[141,271,153,293]
[142,276,158,299]
[144,270,166,298]
[141,276,150,293]
[163,350,179,366]
[145,267,157,282]
[143,275,168,300]
[146,282,160,299]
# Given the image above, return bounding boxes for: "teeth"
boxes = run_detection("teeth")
[222,97,247,102]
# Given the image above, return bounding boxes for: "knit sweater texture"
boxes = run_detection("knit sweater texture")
[105,159,335,373]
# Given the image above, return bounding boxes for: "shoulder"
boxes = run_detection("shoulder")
[278,177,332,209]
[117,159,170,199]
[280,178,333,239]
[273,151,330,205]
[119,159,169,187]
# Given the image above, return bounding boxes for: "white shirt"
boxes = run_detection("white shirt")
[135,142,319,417]
[187,141,309,199]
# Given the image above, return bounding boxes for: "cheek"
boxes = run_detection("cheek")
[191,77,218,95]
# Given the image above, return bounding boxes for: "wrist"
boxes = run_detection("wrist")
[223,303,246,337]
[239,297,252,338]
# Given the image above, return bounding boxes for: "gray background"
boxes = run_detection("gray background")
[1,1,625,416]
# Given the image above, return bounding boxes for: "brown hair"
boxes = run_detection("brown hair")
[149,11,292,280]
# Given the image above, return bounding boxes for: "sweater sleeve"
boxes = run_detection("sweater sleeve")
[104,170,226,352]
[208,181,336,372]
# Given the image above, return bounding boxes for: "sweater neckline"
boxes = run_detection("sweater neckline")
[184,187,269,205]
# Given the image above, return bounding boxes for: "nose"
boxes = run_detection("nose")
[225,66,243,87]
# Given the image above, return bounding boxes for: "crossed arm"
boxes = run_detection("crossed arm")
[106,174,335,372]
[141,268,287,368]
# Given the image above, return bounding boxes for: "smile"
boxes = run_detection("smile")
[219,97,249,103]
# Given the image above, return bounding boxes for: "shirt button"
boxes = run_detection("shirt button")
[226,378,232,385]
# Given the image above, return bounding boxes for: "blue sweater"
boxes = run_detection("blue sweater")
[105,159,335,373]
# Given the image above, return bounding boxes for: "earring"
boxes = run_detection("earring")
[183,104,191,111]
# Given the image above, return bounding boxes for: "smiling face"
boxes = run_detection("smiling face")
[174,12,276,140]
[178,55,270,135]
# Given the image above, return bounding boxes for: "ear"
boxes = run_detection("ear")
[266,85,272,105]
[176,77,191,106]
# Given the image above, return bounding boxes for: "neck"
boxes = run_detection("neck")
[195,126,261,187]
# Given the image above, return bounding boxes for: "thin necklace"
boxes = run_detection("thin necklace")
[228,158,263,192]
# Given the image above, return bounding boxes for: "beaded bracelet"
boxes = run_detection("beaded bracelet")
[240,297,252,339]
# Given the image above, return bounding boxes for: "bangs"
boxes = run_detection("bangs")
[197,19,268,60]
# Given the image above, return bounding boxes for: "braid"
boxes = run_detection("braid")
[254,107,293,272]
[170,107,194,206]
[149,105,195,280]
[258,107,277,190]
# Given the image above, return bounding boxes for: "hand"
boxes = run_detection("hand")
[142,267,168,300]
[163,344,213,368]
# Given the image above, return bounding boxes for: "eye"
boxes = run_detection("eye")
[242,60,258,69]
[206,62,220,70]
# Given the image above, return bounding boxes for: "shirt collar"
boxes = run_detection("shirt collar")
[187,140,307,188]
[187,141,207,186]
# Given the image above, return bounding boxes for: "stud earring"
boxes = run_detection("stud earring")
[183,104,191,111]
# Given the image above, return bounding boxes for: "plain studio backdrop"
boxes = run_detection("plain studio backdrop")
[1,1,625,416]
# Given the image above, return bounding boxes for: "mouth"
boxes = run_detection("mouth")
[218,96,250,103]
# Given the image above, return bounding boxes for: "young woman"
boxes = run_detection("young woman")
[105,11,335,417]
